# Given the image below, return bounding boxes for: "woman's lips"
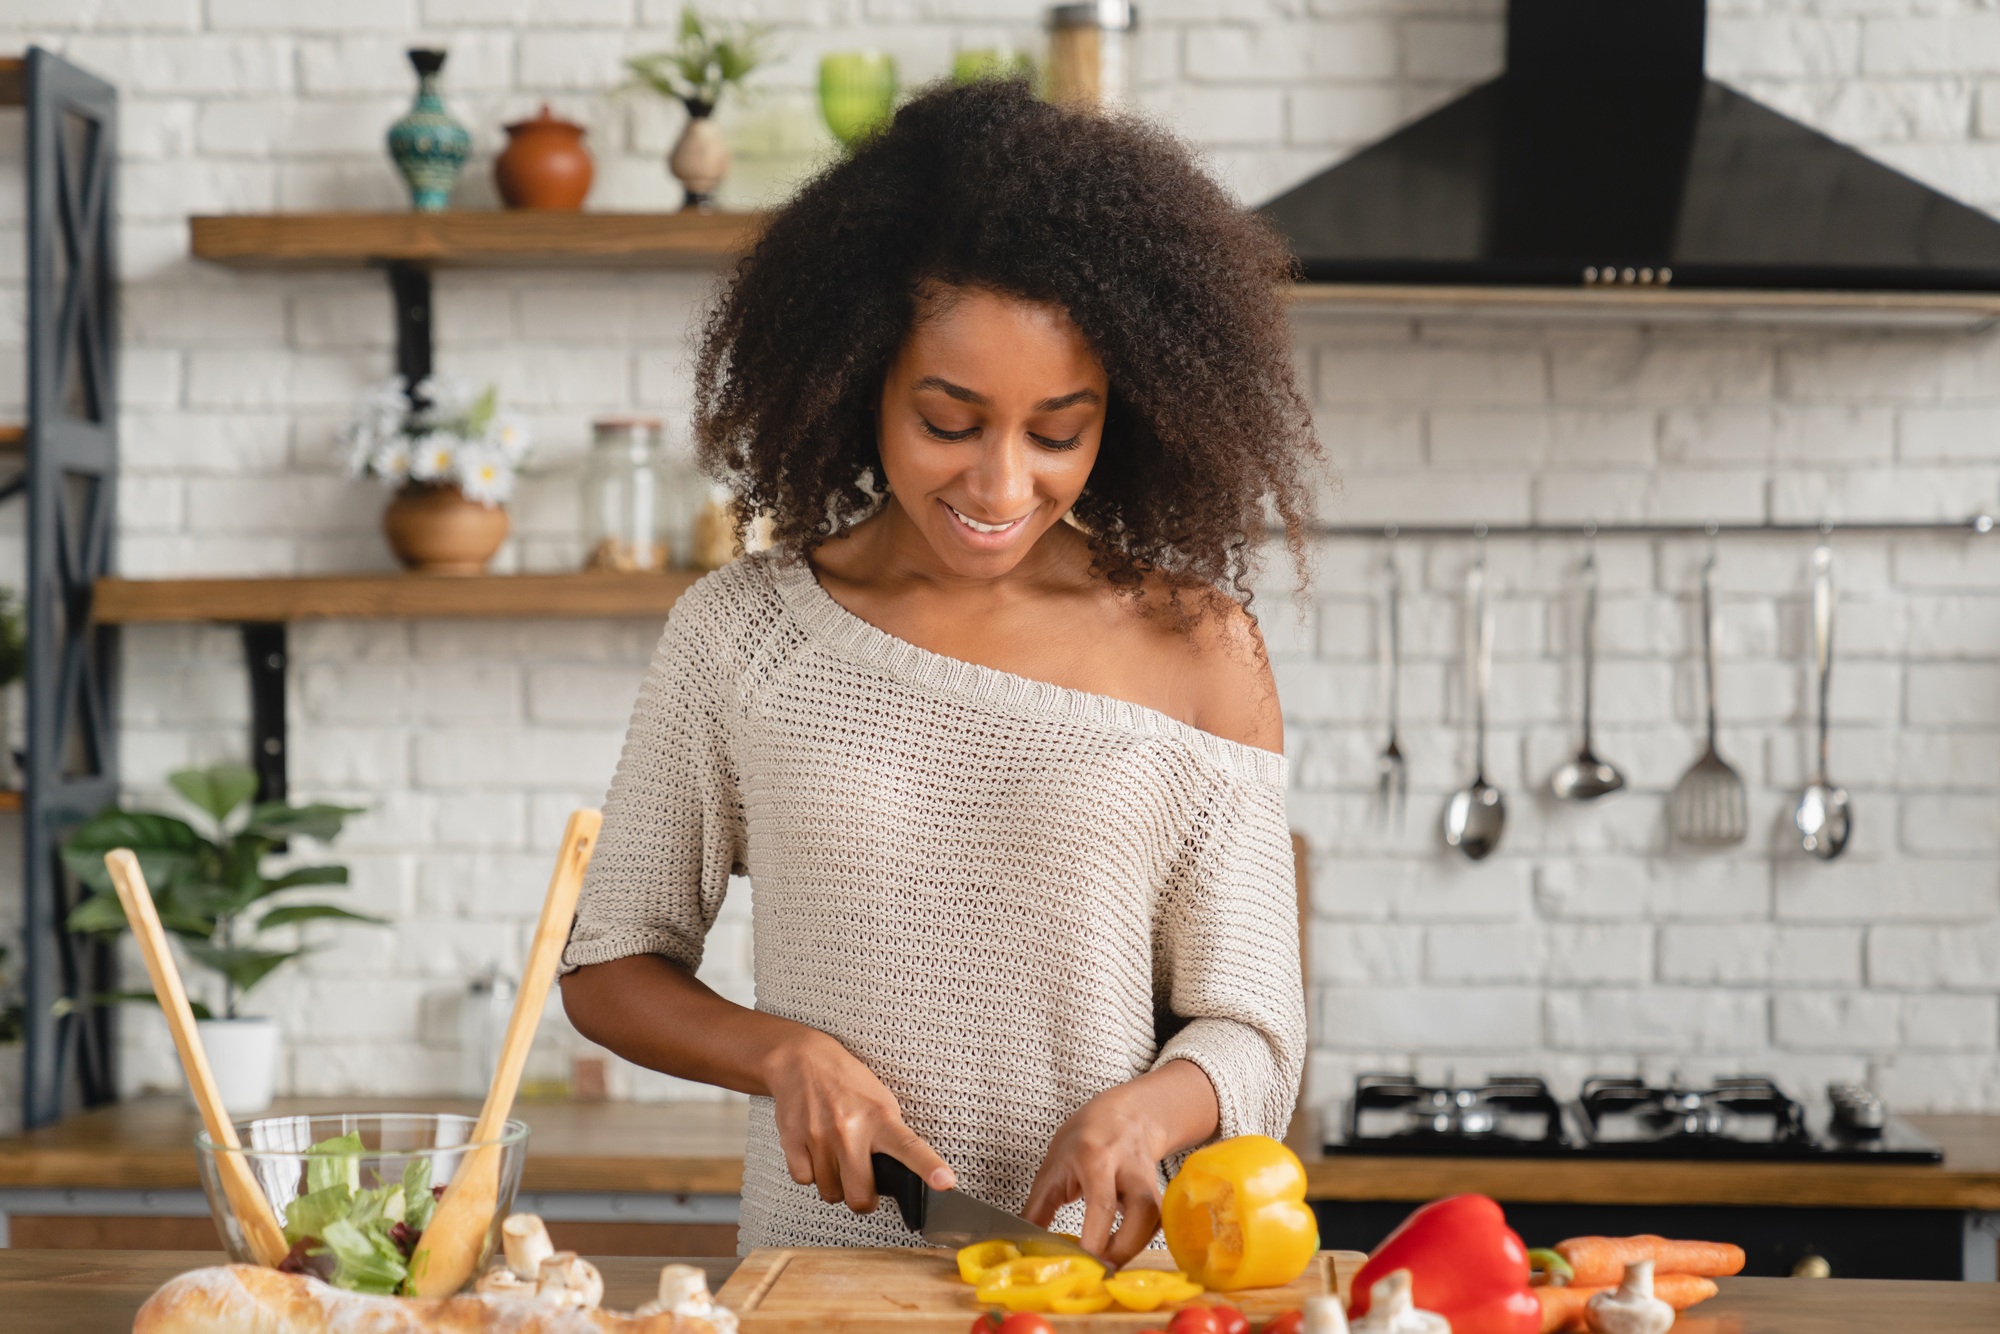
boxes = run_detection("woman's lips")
[941,500,1032,547]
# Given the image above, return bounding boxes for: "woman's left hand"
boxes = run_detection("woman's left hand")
[1022,1059,1220,1267]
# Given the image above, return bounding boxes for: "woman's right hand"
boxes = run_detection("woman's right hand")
[762,1028,956,1214]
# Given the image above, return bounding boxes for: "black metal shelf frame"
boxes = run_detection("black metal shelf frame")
[18,48,120,1129]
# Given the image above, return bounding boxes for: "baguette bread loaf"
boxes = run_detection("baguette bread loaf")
[133,1264,718,1334]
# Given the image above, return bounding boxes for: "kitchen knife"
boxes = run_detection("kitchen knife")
[870,1153,1096,1261]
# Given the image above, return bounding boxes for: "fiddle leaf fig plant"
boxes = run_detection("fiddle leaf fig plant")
[62,762,379,1020]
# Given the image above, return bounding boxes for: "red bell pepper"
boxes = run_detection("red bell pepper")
[1348,1194,1542,1334]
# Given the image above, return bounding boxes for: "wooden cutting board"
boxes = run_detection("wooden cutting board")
[715,1248,1365,1333]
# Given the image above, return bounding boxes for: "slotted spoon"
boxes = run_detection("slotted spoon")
[1670,550,1748,848]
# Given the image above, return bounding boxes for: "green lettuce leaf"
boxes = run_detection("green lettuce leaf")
[401,1157,435,1232]
[316,1216,408,1295]
[304,1131,363,1196]
[282,1184,351,1247]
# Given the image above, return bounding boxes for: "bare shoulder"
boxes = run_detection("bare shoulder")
[1154,583,1284,755]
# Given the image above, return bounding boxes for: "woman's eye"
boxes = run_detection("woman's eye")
[920,419,978,442]
[1032,432,1083,451]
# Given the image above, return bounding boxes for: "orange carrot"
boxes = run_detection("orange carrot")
[1535,1274,1721,1333]
[1554,1235,1746,1287]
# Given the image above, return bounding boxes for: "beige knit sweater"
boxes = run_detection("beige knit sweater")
[562,553,1305,1253]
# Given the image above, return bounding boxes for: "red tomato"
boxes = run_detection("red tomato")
[1169,1308,1224,1334]
[1210,1307,1248,1334]
[970,1314,1004,1334]
[996,1315,1054,1334]
[1264,1312,1305,1334]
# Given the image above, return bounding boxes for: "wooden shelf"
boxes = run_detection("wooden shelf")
[92,570,702,624]
[189,211,764,270]
[0,425,22,451]
[1289,282,2000,329]
[0,791,21,812]
[0,58,21,109]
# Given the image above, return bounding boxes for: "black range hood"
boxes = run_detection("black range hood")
[1260,0,2000,291]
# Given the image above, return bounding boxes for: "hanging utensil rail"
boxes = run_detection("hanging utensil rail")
[1313,515,1996,540]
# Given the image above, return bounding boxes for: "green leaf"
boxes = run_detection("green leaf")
[61,810,207,894]
[182,940,303,997]
[400,1158,434,1231]
[284,1183,352,1246]
[464,385,497,437]
[317,1216,408,1295]
[246,802,364,844]
[65,891,131,936]
[93,989,214,1021]
[265,865,350,892]
[305,1131,365,1196]
[169,764,260,824]
[255,903,384,931]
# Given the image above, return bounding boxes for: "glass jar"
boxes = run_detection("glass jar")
[581,417,669,571]
[1047,1,1137,107]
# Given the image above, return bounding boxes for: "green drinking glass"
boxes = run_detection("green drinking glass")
[952,48,1036,86]
[819,51,898,149]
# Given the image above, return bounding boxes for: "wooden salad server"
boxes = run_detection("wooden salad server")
[408,808,601,1298]
[104,848,291,1267]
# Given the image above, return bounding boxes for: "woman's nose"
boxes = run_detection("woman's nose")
[964,436,1034,513]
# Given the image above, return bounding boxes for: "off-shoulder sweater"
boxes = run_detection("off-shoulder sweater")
[562,552,1305,1253]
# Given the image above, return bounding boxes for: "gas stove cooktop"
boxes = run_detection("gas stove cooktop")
[1327,1074,1943,1163]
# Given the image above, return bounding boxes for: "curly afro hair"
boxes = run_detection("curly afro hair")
[692,77,1320,607]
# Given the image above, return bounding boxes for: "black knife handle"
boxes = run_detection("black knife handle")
[871,1153,927,1233]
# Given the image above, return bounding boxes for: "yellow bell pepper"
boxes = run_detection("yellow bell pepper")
[1161,1134,1319,1292]
[956,1240,1022,1284]
[1102,1269,1205,1311]
[973,1254,1108,1312]
[1046,1274,1115,1314]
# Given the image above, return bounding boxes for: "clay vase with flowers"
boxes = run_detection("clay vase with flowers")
[345,377,531,575]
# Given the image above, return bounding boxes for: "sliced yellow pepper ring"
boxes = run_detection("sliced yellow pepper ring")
[1102,1269,1205,1312]
[1019,1233,1086,1258]
[956,1240,1023,1284]
[1046,1274,1114,1314]
[973,1255,1108,1313]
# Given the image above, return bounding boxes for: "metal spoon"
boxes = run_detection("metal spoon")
[1794,543,1852,859]
[1375,543,1407,827]
[1550,546,1626,801]
[1444,555,1505,860]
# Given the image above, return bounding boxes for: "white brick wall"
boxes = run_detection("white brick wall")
[1,0,1998,1116]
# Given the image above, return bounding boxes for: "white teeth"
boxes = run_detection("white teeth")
[947,504,1023,535]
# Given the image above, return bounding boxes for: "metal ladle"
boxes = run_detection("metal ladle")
[1550,546,1626,802]
[1794,542,1852,859]
[1444,552,1506,860]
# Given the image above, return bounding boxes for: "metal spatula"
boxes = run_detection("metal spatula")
[1670,551,1747,848]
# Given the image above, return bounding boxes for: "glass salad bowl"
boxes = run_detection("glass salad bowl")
[195,1112,530,1294]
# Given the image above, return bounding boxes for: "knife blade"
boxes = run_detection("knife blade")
[870,1153,1096,1261]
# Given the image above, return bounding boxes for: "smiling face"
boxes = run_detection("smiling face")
[875,285,1109,580]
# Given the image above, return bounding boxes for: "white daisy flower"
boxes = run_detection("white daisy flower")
[409,432,458,482]
[488,412,533,465]
[453,443,513,507]
[368,437,412,487]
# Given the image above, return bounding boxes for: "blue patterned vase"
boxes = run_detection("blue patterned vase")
[387,49,471,213]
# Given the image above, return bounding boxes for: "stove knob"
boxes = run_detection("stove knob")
[1791,1254,1832,1279]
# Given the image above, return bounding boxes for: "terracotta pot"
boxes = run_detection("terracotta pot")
[668,104,730,211]
[383,484,509,575]
[495,104,593,210]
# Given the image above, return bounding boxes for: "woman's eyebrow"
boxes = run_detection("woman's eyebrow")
[910,376,1102,413]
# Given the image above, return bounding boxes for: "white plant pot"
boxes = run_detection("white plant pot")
[188,1017,280,1115]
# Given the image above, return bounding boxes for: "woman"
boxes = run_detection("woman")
[560,79,1321,1265]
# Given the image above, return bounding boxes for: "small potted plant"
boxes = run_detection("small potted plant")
[346,375,531,575]
[0,587,25,791]
[63,763,376,1113]
[625,7,773,209]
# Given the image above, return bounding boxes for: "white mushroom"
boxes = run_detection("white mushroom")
[1349,1269,1450,1334]
[473,1265,535,1300]
[535,1251,605,1310]
[1585,1259,1675,1334]
[1303,1293,1351,1334]
[501,1213,555,1281]
[634,1264,738,1333]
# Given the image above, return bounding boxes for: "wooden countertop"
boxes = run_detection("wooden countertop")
[3,1098,1997,1209]
[5,1251,1997,1334]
